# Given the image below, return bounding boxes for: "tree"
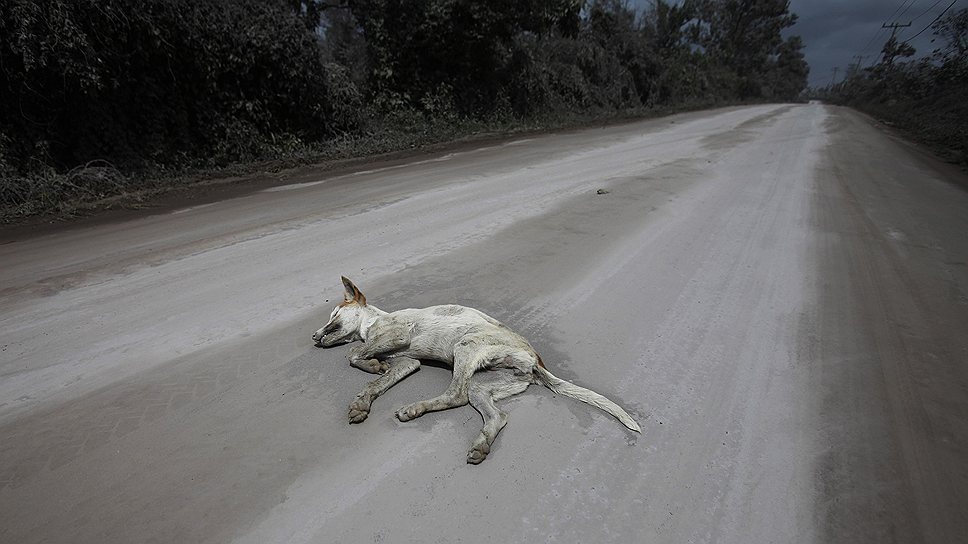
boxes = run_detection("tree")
[586,0,654,104]
[345,0,583,114]
[689,0,800,98]
[881,35,916,66]
[0,0,335,170]
[642,0,707,104]
[767,35,808,99]
[932,8,968,63]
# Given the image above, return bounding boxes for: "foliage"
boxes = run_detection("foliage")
[1,0,809,218]
[686,0,806,99]
[881,35,916,65]
[932,8,968,62]
[0,0,336,173]
[826,9,968,165]
[342,0,585,115]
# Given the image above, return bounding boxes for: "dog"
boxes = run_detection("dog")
[313,277,641,464]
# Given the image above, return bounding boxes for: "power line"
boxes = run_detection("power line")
[859,0,907,53]
[851,55,870,70]
[883,21,913,38]
[887,0,917,20]
[880,21,913,65]
[858,27,892,67]
[859,27,888,56]
[910,0,946,23]
[857,28,889,68]
[896,0,920,20]
[902,0,959,44]
[853,0,930,70]
[858,0,912,61]
[847,55,869,78]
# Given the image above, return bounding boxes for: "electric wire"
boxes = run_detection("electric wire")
[858,0,912,59]
[902,0,959,43]
[910,0,946,23]
[897,0,920,20]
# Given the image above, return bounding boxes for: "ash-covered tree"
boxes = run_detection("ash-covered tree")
[824,8,967,167]
[344,0,583,114]
[880,35,916,66]
[586,0,655,105]
[766,35,809,100]
[0,0,337,170]
[931,7,968,63]
[688,0,803,98]
[642,0,709,104]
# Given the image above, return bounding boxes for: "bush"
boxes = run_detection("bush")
[0,0,334,170]
[505,34,640,116]
[1,0,812,220]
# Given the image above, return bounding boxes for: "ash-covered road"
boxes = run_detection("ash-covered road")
[1,104,966,543]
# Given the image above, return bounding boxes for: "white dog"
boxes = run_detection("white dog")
[314,277,641,464]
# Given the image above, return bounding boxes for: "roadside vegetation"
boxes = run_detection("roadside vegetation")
[820,8,968,167]
[0,0,808,221]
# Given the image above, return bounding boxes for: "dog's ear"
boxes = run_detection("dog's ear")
[341,276,366,306]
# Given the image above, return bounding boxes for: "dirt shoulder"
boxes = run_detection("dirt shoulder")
[0,102,746,235]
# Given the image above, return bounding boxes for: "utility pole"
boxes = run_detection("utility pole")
[829,67,840,88]
[881,21,912,40]
[881,21,912,65]
[849,55,869,76]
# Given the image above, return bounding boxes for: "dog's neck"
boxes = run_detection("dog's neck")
[358,305,388,342]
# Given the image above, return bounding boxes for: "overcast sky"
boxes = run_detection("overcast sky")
[628,0,962,89]
[788,0,961,88]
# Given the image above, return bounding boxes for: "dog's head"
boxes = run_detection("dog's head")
[313,276,368,347]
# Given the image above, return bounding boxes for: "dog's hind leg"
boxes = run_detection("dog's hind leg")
[348,356,421,423]
[395,342,485,422]
[466,371,530,464]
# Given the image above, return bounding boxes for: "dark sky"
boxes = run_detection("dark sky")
[628,0,962,89]
[788,0,959,88]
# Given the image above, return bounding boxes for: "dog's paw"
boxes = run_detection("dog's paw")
[351,358,388,374]
[348,397,370,424]
[395,403,424,422]
[467,440,490,464]
[348,407,369,423]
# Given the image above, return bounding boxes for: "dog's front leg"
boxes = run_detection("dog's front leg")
[348,325,412,374]
[348,346,389,374]
[348,356,421,423]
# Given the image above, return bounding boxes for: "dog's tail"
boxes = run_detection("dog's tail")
[533,364,641,433]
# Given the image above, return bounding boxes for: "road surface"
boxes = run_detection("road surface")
[1,103,966,543]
